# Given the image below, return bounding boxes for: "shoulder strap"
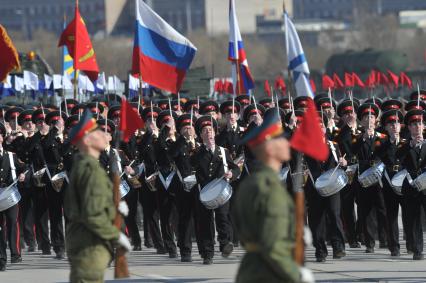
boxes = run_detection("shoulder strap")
[113,149,123,173]
[219,146,228,173]
[8,152,16,181]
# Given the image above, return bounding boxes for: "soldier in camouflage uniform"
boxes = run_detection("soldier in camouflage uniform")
[64,110,131,283]
[234,111,313,283]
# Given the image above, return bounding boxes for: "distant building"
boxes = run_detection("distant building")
[0,0,128,38]
[0,0,294,37]
[205,0,292,35]
[294,0,426,21]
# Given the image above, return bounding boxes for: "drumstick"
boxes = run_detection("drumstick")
[330,154,346,178]
[4,170,29,191]
[120,160,136,178]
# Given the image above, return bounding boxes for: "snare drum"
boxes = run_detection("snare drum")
[0,185,21,212]
[390,169,407,196]
[51,171,69,192]
[145,172,158,192]
[119,180,130,198]
[199,178,232,210]
[358,162,385,188]
[315,168,348,197]
[345,164,358,184]
[183,175,196,192]
[413,171,426,193]
[33,168,47,187]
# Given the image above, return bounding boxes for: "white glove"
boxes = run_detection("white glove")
[303,226,313,247]
[299,267,315,283]
[117,232,131,252]
[118,201,129,217]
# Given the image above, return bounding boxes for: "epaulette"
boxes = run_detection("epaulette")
[378,132,387,139]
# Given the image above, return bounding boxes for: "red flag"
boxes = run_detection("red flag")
[120,98,144,142]
[310,79,317,94]
[214,80,223,93]
[0,25,20,82]
[290,98,329,161]
[352,72,365,88]
[399,72,412,89]
[344,73,354,88]
[58,3,99,82]
[322,74,334,90]
[333,73,344,89]
[274,75,287,95]
[365,70,377,88]
[223,80,234,94]
[376,71,389,86]
[387,70,399,87]
[264,80,271,97]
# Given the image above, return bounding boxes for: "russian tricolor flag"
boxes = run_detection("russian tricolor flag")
[228,0,255,95]
[132,0,197,94]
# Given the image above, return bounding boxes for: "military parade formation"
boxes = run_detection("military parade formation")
[0,91,423,281]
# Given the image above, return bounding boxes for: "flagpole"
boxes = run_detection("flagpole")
[283,0,305,266]
[235,63,241,96]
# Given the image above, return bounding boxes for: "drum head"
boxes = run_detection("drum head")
[200,179,225,202]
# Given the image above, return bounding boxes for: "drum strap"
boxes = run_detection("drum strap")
[176,168,183,183]
[159,170,176,190]
[113,149,122,174]
[219,146,228,173]
[328,141,338,164]
[383,169,392,187]
[8,152,16,181]
[406,173,414,187]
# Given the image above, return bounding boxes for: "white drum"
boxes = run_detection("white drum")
[119,180,130,198]
[358,162,385,188]
[51,171,69,192]
[413,172,426,193]
[200,178,232,210]
[315,168,348,197]
[0,185,21,212]
[33,168,47,187]
[390,169,407,196]
[183,175,196,192]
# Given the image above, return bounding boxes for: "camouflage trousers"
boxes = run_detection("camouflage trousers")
[68,244,111,283]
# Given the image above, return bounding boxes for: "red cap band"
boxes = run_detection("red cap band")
[342,106,353,112]
[408,115,423,123]
[205,105,216,112]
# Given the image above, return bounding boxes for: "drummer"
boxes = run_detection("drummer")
[169,113,198,262]
[398,109,426,260]
[191,115,240,264]
[375,109,408,257]
[335,98,362,248]
[138,106,165,253]
[353,103,388,254]
[0,122,26,271]
[304,114,347,262]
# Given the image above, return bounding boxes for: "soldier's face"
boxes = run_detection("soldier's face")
[88,129,109,151]
[361,114,376,129]
[180,125,194,139]
[201,126,215,145]
[342,111,356,124]
[385,121,400,136]
[271,137,291,162]
[408,121,424,138]
[22,121,34,131]
[226,112,238,125]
